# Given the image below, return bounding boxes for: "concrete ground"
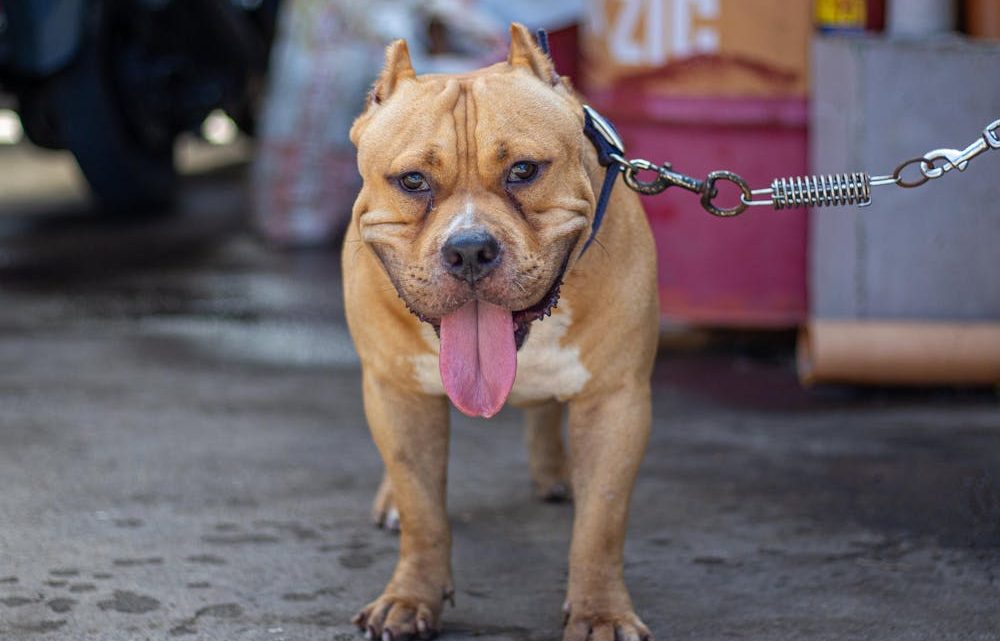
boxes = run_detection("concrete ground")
[0,143,998,641]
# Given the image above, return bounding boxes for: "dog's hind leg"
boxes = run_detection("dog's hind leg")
[523,401,571,502]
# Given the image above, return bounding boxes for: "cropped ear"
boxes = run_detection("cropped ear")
[507,23,559,86]
[371,39,416,104]
[351,40,415,145]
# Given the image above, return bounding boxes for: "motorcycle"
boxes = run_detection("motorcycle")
[0,0,278,212]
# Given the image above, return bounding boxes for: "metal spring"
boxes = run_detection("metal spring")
[769,173,872,209]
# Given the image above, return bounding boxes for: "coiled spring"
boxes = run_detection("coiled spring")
[768,173,872,209]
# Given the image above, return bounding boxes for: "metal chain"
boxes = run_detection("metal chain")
[613,117,1000,217]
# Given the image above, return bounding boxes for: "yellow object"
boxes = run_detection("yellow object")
[815,0,867,29]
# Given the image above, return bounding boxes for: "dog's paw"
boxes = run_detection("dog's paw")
[352,594,441,641]
[371,475,401,532]
[562,607,652,641]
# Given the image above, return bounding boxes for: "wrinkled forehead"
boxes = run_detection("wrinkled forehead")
[471,72,582,153]
[356,69,581,167]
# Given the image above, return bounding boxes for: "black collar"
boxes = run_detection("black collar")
[581,104,626,255]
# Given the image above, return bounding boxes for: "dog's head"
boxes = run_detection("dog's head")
[350,23,597,417]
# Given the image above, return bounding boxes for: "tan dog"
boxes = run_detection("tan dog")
[343,23,659,641]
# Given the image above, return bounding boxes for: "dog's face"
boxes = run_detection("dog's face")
[349,26,595,350]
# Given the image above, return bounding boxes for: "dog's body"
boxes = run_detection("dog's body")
[343,24,659,641]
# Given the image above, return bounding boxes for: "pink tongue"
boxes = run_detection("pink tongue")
[439,300,517,418]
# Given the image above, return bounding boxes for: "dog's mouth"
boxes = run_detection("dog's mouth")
[401,257,569,419]
[422,273,562,350]
[404,254,569,351]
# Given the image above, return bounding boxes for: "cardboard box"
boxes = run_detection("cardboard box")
[582,0,812,97]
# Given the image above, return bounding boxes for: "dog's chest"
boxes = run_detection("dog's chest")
[410,301,591,406]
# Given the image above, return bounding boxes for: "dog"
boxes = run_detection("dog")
[343,23,659,641]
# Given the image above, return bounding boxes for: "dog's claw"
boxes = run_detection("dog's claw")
[561,609,652,641]
[353,595,442,641]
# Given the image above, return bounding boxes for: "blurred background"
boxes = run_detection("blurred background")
[0,2,999,639]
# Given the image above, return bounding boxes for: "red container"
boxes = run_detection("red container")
[547,24,581,85]
[587,92,809,327]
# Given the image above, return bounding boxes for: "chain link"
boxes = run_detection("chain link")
[612,117,1000,216]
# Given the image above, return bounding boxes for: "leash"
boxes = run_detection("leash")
[583,112,1000,221]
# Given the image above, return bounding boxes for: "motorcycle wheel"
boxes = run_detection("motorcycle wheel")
[51,2,176,214]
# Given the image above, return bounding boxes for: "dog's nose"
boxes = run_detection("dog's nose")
[441,230,502,284]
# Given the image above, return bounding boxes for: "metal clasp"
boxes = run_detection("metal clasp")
[611,155,706,196]
[920,147,971,178]
[919,119,1000,178]
[616,157,669,195]
[658,166,705,194]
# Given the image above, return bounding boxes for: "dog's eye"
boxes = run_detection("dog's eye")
[507,161,538,184]
[399,172,430,192]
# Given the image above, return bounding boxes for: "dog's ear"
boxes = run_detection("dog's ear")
[352,39,415,145]
[507,22,560,86]
[371,39,416,105]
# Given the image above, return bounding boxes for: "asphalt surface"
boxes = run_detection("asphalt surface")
[1,146,999,641]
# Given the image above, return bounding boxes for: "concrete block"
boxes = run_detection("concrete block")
[810,35,1000,321]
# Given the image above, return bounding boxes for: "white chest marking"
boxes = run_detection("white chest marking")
[410,300,591,405]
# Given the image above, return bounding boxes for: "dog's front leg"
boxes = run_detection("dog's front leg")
[353,371,452,640]
[563,382,652,641]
